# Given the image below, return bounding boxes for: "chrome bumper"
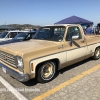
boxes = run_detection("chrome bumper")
[0,62,29,82]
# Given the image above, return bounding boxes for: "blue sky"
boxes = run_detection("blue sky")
[0,0,99,25]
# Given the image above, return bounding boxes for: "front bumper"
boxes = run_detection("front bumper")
[0,62,29,82]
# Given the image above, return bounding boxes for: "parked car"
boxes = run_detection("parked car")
[0,30,29,42]
[0,32,36,45]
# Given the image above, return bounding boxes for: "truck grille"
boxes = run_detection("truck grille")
[0,51,16,68]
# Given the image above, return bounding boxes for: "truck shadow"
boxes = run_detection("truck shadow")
[22,58,92,86]
[22,78,38,86]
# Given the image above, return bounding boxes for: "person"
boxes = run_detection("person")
[97,23,100,34]
[85,25,92,35]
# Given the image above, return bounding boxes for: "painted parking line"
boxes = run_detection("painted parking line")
[0,76,28,100]
[33,64,100,100]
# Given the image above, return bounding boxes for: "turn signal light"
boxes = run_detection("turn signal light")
[31,63,34,71]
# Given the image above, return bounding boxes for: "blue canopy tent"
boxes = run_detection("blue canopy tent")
[55,16,93,25]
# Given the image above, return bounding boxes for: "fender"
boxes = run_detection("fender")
[29,51,67,74]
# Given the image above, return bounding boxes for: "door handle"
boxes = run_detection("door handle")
[81,40,85,43]
[58,45,64,49]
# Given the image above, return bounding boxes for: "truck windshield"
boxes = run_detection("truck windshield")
[34,26,66,42]
[0,32,8,38]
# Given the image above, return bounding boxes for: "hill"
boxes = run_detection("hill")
[8,24,41,30]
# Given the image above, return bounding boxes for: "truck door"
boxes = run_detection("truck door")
[64,26,87,64]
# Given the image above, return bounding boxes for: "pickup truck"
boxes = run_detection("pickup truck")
[0,24,100,83]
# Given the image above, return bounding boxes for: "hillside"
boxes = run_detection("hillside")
[8,24,41,30]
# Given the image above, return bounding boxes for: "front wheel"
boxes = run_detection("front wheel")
[37,61,56,83]
[93,47,100,60]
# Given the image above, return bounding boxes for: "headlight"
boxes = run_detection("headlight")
[17,56,24,72]
[17,57,23,66]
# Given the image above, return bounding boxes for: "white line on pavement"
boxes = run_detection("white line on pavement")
[0,76,28,100]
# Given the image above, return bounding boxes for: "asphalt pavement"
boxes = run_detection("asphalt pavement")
[0,58,100,100]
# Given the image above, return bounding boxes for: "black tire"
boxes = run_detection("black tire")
[93,47,100,60]
[37,61,56,83]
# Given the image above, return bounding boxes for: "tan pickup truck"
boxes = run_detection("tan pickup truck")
[0,24,100,83]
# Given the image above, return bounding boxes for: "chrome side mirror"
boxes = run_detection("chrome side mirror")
[72,35,79,40]
[69,35,79,46]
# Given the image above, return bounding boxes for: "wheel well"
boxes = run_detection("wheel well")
[93,46,100,56]
[95,46,100,51]
[35,59,60,76]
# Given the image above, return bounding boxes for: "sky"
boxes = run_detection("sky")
[0,0,100,26]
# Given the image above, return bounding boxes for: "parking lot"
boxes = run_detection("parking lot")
[0,58,100,100]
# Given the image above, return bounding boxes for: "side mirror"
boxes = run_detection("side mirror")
[69,35,79,46]
[72,35,79,40]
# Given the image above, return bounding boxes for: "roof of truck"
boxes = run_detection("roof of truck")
[43,24,81,27]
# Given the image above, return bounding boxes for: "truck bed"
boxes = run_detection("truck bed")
[85,35,100,39]
[85,35,100,44]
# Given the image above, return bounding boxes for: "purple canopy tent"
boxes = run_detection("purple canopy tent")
[55,16,93,25]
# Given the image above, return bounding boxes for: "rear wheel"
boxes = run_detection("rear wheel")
[37,61,56,83]
[93,47,100,60]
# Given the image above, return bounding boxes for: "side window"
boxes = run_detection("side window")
[8,32,18,38]
[66,26,82,41]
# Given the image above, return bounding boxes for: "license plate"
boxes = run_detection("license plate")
[2,67,6,73]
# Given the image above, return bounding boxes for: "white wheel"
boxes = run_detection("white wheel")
[93,47,100,60]
[37,61,56,83]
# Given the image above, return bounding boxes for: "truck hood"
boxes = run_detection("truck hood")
[0,39,58,55]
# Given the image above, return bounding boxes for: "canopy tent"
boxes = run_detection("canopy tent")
[55,16,93,25]
[0,25,17,30]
